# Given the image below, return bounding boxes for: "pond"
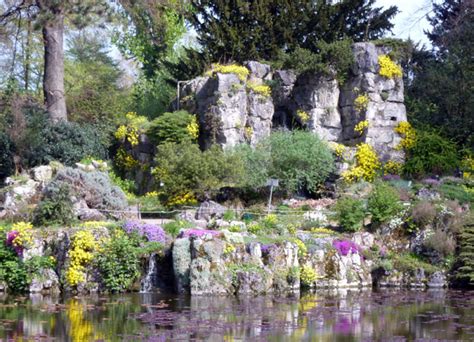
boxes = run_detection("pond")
[0,289,473,341]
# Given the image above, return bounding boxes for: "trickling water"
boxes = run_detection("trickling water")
[140,253,157,292]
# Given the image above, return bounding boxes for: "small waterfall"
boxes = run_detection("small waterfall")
[140,253,157,293]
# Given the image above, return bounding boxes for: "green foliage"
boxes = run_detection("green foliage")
[406,0,473,147]
[403,130,459,177]
[367,182,402,225]
[33,183,75,227]
[25,117,109,168]
[96,231,141,293]
[333,196,366,232]
[456,213,474,285]
[0,238,28,293]
[438,183,474,205]
[65,33,131,125]
[148,110,197,145]
[392,253,440,275]
[235,131,334,195]
[162,220,193,238]
[277,40,354,82]
[0,131,14,183]
[153,142,244,203]
[189,0,397,63]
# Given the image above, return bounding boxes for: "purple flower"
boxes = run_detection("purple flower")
[123,220,166,244]
[6,230,23,256]
[178,229,221,238]
[421,178,441,187]
[260,244,275,254]
[332,239,360,256]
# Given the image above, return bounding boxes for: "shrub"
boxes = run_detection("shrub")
[0,132,14,183]
[423,229,456,258]
[300,266,317,287]
[342,143,380,183]
[411,201,437,228]
[25,120,108,167]
[96,230,141,292]
[333,197,366,232]
[153,142,244,204]
[162,220,193,238]
[265,131,334,194]
[33,183,75,227]
[403,130,459,177]
[438,183,474,204]
[148,110,199,145]
[44,167,128,212]
[367,182,402,225]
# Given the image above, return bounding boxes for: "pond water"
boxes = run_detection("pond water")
[0,289,473,341]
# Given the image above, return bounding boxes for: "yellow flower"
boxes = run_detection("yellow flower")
[384,160,403,175]
[354,94,369,112]
[296,109,310,125]
[186,116,199,140]
[206,64,250,81]
[378,55,402,79]
[354,120,369,135]
[394,121,416,150]
[300,266,318,286]
[244,126,253,140]
[329,142,347,159]
[246,81,271,97]
[66,230,98,287]
[310,227,335,235]
[342,143,380,183]
[114,125,127,141]
[224,243,236,255]
[167,192,197,207]
[10,222,34,249]
[293,238,307,257]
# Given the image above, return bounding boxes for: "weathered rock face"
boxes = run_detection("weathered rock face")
[179,42,407,160]
[340,42,406,162]
[180,62,275,149]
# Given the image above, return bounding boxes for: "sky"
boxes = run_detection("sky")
[376,0,438,46]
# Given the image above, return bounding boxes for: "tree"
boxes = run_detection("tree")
[189,0,398,63]
[0,0,112,122]
[406,0,473,147]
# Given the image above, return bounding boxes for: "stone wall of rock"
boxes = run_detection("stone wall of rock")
[179,42,407,161]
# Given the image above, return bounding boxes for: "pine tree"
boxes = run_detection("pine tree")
[189,0,398,63]
[456,212,474,286]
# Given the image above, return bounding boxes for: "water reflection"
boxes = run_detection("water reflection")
[0,289,473,341]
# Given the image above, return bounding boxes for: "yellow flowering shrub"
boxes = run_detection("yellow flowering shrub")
[384,160,403,175]
[166,192,197,207]
[293,238,307,257]
[244,126,253,140]
[461,155,474,179]
[246,81,271,97]
[300,266,318,287]
[66,230,98,287]
[354,120,369,135]
[296,109,310,125]
[114,112,149,147]
[378,55,402,79]
[329,142,347,159]
[224,243,236,255]
[10,222,34,249]
[115,147,139,170]
[354,94,369,112]
[342,143,380,183]
[186,116,199,140]
[310,227,336,235]
[263,214,278,226]
[205,63,250,81]
[394,121,416,150]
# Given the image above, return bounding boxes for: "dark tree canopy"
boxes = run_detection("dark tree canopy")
[189,0,398,63]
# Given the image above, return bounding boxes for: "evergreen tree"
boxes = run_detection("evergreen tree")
[189,0,398,63]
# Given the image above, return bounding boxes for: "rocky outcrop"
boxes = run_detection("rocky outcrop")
[179,42,407,160]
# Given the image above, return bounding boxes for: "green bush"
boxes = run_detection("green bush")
[148,110,198,145]
[162,220,193,237]
[438,183,474,204]
[33,183,75,227]
[404,130,459,177]
[153,142,244,204]
[333,196,366,232]
[0,131,14,183]
[0,238,28,293]
[96,231,141,292]
[237,131,334,195]
[26,120,109,167]
[368,182,402,225]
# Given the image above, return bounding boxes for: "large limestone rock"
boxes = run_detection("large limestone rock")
[340,42,406,161]
[180,62,274,149]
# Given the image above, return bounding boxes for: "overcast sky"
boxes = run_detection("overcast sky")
[376,0,437,46]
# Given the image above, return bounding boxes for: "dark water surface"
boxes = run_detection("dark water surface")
[0,289,473,341]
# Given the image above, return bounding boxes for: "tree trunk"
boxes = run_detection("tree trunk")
[24,20,32,91]
[42,12,67,122]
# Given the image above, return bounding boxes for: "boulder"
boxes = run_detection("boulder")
[31,165,53,183]
[195,200,227,221]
